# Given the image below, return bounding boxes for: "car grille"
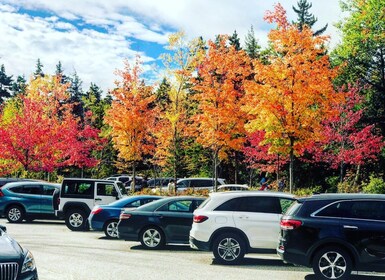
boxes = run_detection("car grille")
[0,263,19,280]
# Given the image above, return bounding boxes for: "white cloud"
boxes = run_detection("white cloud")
[0,0,344,93]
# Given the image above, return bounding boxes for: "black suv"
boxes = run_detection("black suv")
[278,193,385,280]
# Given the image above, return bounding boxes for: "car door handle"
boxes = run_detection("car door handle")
[343,225,358,230]
[95,198,102,201]
[154,214,163,219]
[238,215,249,219]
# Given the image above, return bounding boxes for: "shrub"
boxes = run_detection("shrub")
[293,186,322,197]
[337,181,360,193]
[363,176,385,194]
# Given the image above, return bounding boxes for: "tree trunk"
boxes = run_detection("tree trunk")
[289,138,294,193]
[131,163,136,193]
[340,161,344,183]
[213,151,218,192]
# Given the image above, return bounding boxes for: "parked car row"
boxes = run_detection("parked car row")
[3,177,385,280]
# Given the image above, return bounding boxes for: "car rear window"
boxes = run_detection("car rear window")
[284,200,303,216]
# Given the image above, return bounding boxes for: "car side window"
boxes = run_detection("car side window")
[160,200,192,212]
[348,201,385,221]
[126,200,141,207]
[315,201,352,218]
[8,186,24,193]
[239,197,281,214]
[215,197,281,213]
[22,185,42,195]
[63,181,93,197]
[96,183,116,196]
[42,185,56,195]
[215,198,242,211]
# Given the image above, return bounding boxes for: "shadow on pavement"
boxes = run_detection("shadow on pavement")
[130,244,195,252]
[305,274,385,280]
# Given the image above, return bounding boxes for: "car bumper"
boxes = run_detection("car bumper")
[277,246,309,267]
[89,220,104,231]
[189,236,210,251]
[19,269,39,280]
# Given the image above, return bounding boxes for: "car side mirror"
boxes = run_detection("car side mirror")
[0,225,7,233]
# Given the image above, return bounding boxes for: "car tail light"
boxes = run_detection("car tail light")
[193,215,208,223]
[0,189,3,197]
[120,213,132,220]
[280,219,302,230]
[91,207,103,215]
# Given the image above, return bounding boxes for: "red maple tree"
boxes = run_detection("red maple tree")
[308,84,384,181]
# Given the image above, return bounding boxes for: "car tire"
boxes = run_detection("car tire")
[6,205,25,223]
[65,209,88,231]
[213,232,246,264]
[312,246,352,280]
[140,226,165,249]
[104,220,119,239]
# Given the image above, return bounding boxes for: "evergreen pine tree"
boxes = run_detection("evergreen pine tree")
[55,61,69,84]
[156,77,171,111]
[244,25,261,59]
[0,64,13,104]
[33,58,44,78]
[12,75,27,96]
[68,71,85,118]
[293,0,327,36]
[83,83,105,129]
[229,30,241,51]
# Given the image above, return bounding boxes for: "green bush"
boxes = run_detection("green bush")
[363,176,385,194]
[337,181,360,193]
[293,186,322,197]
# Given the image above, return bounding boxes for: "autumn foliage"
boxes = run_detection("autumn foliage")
[309,85,384,170]
[0,75,102,175]
[105,59,157,185]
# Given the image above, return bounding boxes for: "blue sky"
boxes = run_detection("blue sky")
[0,0,343,94]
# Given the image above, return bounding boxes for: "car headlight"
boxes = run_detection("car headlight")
[21,250,36,273]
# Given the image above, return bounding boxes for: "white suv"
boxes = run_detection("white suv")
[189,191,295,264]
[54,178,125,231]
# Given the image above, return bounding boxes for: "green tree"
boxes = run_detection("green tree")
[55,61,69,84]
[0,64,13,104]
[68,71,85,118]
[244,25,261,59]
[332,0,385,133]
[33,59,44,78]
[293,0,328,35]
[229,30,241,51]
[12,75,27,96]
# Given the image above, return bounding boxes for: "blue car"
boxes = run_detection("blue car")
[88,195,162,238]
[0,181,60,223]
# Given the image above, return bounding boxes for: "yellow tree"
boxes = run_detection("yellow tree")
[243,4,341,192]
[153,31,205,181]
[105,59,157,191]
[190,37,252,190]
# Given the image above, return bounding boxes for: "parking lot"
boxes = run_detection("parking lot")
[1,218,384,280]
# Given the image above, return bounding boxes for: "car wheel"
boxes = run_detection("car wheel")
[65,209,88,231]
[104,220,119,239]
[140,227,165,249]
[6,205,25,223]
[312,246,352,280]
[213,233,246,264]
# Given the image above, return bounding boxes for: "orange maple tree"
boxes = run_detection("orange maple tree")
[104,59,157,190]
[190,37,252,189]
[243,4,342,192]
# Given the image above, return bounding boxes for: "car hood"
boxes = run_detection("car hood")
[0,234,24,262]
